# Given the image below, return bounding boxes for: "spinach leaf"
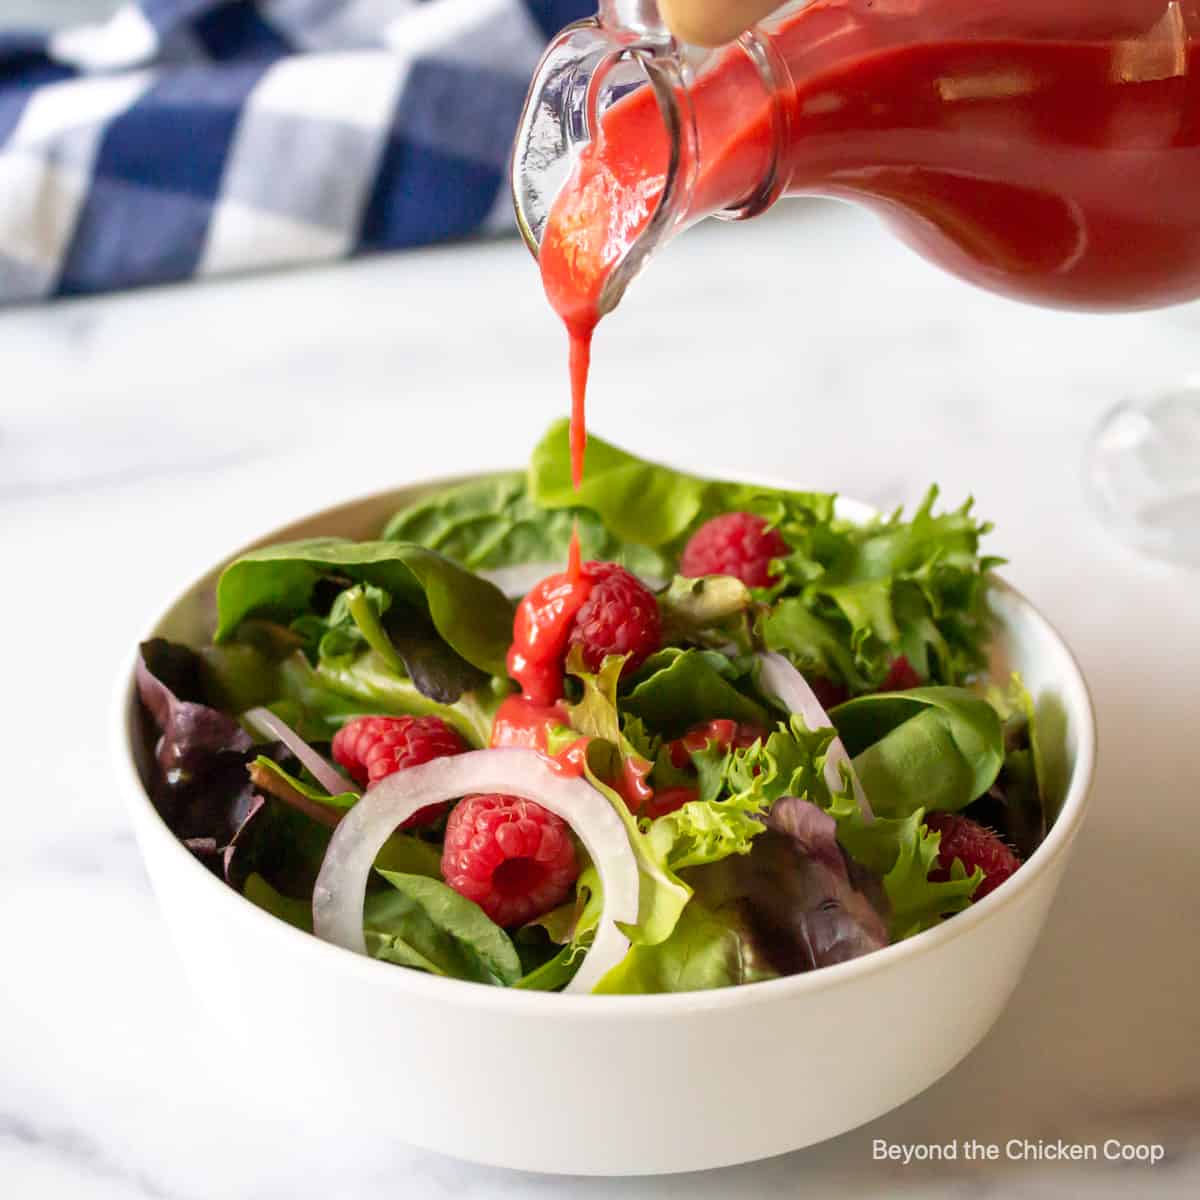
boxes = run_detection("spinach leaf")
[386,618,489,705]
[383,471,671,578]
[296,581,489,705]
[513,946,582,991]
[623,648,768,738]
[292,583,394,667]
[759,597,867,692]
[367,871,522,986]
[969,675,1048,860]
[594,898,777,994]
[531,418,835,552]
[309,649,507,746]
[243,873,313,933]
[251,755,358,810]
[215,539,513,678]
[831,687,1004,818]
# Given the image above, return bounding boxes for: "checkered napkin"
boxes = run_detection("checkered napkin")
[0,0,590,304]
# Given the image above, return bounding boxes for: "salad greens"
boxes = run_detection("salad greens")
[215,539,514,677]
[133,422,1052,996]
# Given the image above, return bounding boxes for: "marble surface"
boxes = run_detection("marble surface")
[3,200,1199,1198]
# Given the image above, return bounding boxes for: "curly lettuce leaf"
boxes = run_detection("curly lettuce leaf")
[726,718,980,942]
[644,793,766,874]
[292,582,392,666]
[565,651,635,748]
[828,795,981,940]
[801,489,1001,685]
[830,686,1005,818]
[723,715,839,812]
[215,538,514,677]
[382,470,671,579]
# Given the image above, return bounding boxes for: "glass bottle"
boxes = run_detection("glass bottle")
[513,0,1200,560]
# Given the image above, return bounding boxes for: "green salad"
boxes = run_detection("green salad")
[133,421,1048,994]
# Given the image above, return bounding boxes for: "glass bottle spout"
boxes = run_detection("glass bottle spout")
[511,3,701,317]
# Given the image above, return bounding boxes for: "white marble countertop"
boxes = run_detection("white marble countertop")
[3,200,1199,1198]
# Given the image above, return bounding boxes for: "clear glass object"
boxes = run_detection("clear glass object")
[1087,387,1200,563]
[513,0,1200,564]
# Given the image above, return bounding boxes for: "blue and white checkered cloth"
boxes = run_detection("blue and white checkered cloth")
[0,1,590,304]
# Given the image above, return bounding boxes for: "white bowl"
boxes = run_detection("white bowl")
[113,478,1096,1176]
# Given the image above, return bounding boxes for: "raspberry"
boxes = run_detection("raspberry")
[441,793,579,926]
[809,675,848,710]
[924,811,1021,901]
[880,655,922,691]
[567,562,662,676]
[680,512,790,588]
[332,715,466,828]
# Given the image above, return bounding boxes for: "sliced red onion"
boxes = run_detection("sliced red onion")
[756,652,874,822]
[312,749,640,994]
[243,706,355,797]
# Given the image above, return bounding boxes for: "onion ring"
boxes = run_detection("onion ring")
[312,748,640,993]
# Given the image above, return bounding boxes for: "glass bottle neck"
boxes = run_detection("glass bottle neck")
[511,12,791,316]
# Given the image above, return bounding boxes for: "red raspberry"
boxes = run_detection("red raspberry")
[332,715,466,828]
[567,562,662,676]
[880,655,922,692]
[924,811,1021,901]
[809,675,849,710]
[680,512,790,588]
[441,794,579,926]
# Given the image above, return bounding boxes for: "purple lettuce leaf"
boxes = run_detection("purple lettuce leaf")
[758,796,890,969]
[134,639,333,889]
[136,639,252,781]
[690,796,889,975]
